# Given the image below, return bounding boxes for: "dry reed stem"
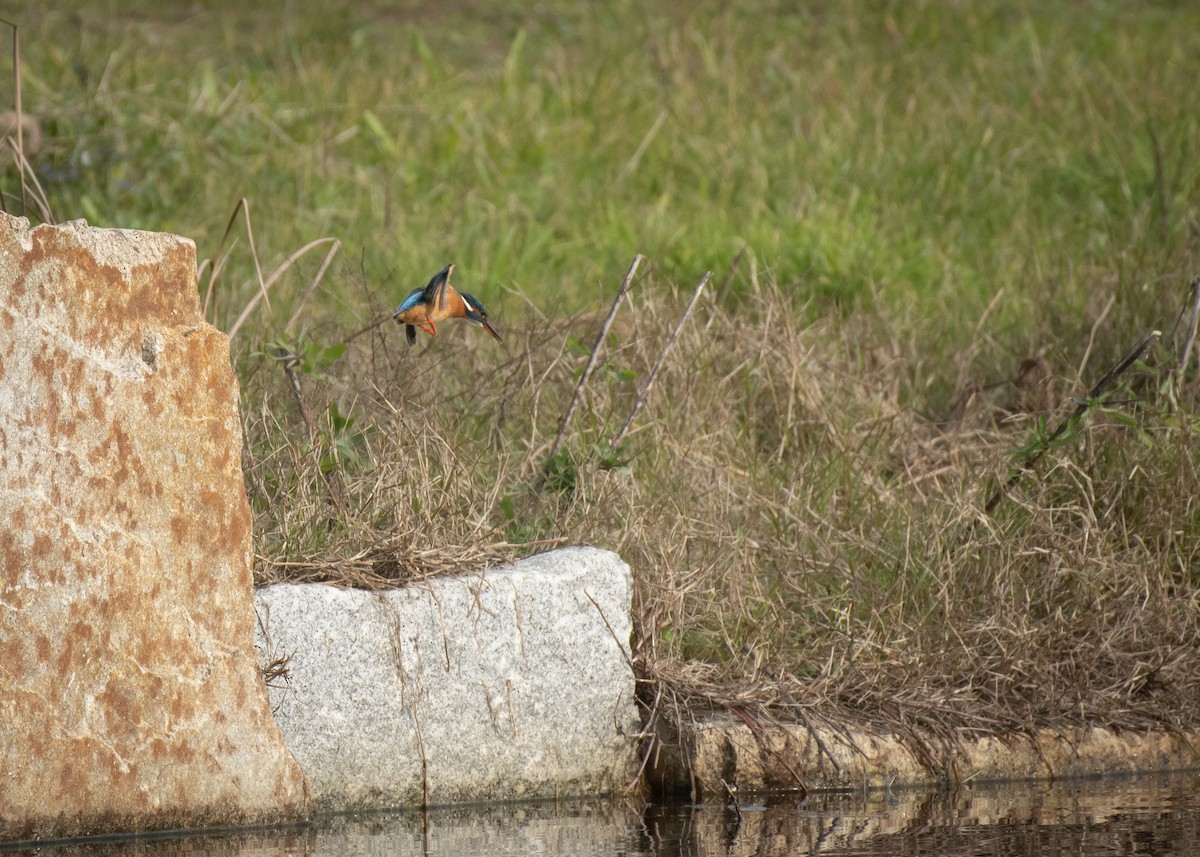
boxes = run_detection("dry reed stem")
[229,235,340,340]
[1,22,56,224]
[205,198,265,322]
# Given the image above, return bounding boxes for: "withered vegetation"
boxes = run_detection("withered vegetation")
[244,265,1200,744]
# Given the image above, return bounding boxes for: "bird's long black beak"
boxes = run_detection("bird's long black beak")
[481,320,503,342]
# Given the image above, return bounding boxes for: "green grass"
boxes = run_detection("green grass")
[10,1,1200,750]
[19,3,1200,343]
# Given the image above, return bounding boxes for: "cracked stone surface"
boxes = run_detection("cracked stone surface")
[255,547,641,810]
[0,214,310,840]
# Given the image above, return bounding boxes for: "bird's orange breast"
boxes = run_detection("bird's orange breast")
[394,304,432,325]
[425,290,469,323]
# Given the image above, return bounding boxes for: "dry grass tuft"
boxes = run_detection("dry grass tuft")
[256,539,526,590]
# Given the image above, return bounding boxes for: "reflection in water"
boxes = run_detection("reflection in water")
[4,773,1199,857]
[644,774,1200,856]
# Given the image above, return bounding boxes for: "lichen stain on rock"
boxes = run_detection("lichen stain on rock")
[0,214,310,841]
[22,221,186,351]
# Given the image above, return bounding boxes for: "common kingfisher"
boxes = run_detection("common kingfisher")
[393,263,503,345]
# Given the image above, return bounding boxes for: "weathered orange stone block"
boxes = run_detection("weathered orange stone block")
[0,214,310,841]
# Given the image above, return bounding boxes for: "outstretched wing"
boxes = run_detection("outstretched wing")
[424,263,455,315]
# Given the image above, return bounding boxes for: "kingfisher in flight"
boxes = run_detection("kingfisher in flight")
[393,263,503,345]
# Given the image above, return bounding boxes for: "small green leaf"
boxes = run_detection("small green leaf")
[1099,407,1138,428]
[328,402,350,430]
[318,343,347,366]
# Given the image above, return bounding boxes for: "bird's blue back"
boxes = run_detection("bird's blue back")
[394,286,426,315]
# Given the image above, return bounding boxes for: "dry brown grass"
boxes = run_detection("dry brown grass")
[243,264,1200,747]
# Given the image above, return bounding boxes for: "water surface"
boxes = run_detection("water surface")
[9,772,1200,857]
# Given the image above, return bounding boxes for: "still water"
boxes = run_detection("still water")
[9,773,1200,857]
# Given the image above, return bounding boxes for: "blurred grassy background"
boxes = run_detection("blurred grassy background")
[15,1,1200,358]
[10,2,1200,740]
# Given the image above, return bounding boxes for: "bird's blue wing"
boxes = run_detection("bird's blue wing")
[394,286,425,316]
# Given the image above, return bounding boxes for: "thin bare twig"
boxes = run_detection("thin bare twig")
[730,706,809,796]
[611,270,710,451]
[543,254,642,473]
[284,237,342,335]
[1178,276,1200,378]
[714,247,745,304]
[984,327,1160,514]
[339,260,400,346]
[743,641,846,778]
[343,314,393,345]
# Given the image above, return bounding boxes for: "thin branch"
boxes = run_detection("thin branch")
[610,270,710,451]
[714,246,745,304]
[744,641,845,779]
[1178,276,1200,378]
[342,314,393,345]
[984,328,1160,514]
[729,705,809,797]
[543,254,642,473]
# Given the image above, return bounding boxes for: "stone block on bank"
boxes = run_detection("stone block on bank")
[650,716,1200,797]
[254,546,641,810]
